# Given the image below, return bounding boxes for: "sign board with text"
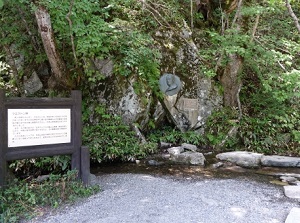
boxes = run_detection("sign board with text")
[0,90,89,187]
[8,109,71,147]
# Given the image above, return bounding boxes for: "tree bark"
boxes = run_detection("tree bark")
[35,6,72,89]
[220,54,243,107]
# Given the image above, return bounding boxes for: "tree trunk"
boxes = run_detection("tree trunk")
[220,0,243,108]
[35,6,72,90]
[285,0,300,33]
[220,54,243,107]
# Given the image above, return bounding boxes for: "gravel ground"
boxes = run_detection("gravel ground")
[27,173,299,223]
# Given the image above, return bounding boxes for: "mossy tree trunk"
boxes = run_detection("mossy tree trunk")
[220,54,243,107]
[35,5,73,90]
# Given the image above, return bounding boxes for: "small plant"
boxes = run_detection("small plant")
[0,170,99,223]
[9,155,71,179]
[147,126,207,147]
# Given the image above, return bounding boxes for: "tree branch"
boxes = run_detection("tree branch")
[190,0,193,31]
[66,0,78,66]
[231,0,243,28]
[251,14,260,42]
[140,0,172,28]
[285,0,300,33]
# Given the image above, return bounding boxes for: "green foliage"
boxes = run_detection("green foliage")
[9,156,71,177]
[41,0,161,94]
[204,108,240,149]
[0,0,45,86]
[240,89,300,155]
[196,0,300,156]
[147,126,206,146]
[82,104,157,163]
[114,31,161,91]
[0,170,99,223]
[0,55,12,90]
[1,0,300,159]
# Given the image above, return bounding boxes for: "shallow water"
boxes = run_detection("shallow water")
[91,156,300,185]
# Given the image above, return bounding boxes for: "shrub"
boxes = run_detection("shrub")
[82,105,157,163]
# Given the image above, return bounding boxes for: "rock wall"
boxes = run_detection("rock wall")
[89,25,223,132]
[154,24,222,132]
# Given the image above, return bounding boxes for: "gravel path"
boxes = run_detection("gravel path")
[27,173,299,223]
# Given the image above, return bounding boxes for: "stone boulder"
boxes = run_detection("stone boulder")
[85,22,224,131]
[216,151,263,168]
[154,25,222,132]
[167,147,184,155]
[280,176,299,185]
[87,59,153,130]
[170,151,205,166]
[181,143,198,152]
[261,155,300,167]
[160,79,222,132]
[166,143,205,165]
[24,71,43,94]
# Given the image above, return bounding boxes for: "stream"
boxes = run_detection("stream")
[91,155,300,186]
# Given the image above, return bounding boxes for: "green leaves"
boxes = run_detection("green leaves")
[0,171,99,222]
[82,105,157,163]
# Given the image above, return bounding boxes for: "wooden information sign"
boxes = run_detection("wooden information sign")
[0,90,89,187]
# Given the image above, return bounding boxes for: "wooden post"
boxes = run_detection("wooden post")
[0,90,6,187]
[0,90,5,186]
[81,146,90,186]
[71,90,82,178]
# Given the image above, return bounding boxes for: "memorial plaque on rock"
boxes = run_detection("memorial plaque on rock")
[159,73,182,96]
[183,98,198,110]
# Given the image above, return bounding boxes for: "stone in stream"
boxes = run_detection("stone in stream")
[261,155,300,167]
[212,162,224,169]
[216,151,263,168]
[280,176,298,185]
[147,160,164,166]
[160,142,173,149]
[181,143,198,152]
[167,147,184,155]
[170,152,205,165]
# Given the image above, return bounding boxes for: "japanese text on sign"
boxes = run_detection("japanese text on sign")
[8,109,71,147]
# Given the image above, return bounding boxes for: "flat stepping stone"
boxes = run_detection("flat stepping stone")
[283,186,300,199]
[285,207,300,223]
[261,155,300,167]
[216,151,263,168]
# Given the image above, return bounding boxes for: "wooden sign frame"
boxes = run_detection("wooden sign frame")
[0,90,89,186]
